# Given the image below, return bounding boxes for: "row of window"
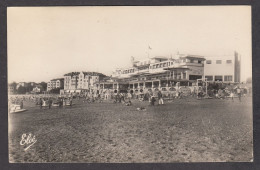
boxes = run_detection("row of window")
[150,62,173,69]
[122,62,174,74]
[138,59,204,66]
[205,75,233,81]
[122,60,204,75]
[206,60,232,64]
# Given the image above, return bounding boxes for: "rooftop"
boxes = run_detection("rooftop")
[64,71,107,77]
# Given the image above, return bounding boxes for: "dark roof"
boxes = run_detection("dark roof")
[82,71,107,77]
[180,55,205,60]
[64,72,80,76]
[150,56,169,60]
[64,71,107,77]
[51,78,64,81]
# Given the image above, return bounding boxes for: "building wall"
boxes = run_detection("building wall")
[47,79,64,91]
[64,76,71,90]
[113,55,205,81]
[204,54,240,82]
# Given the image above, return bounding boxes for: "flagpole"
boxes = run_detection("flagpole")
[148,45,152,59]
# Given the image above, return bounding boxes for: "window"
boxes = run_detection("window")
[216,60,222,64]
[198,60,202,64]
[226,60,232,64]
[205,76,213,81]
[183,73,186,79]
[224,75,233,81]
[215,75,223,81]
[206,60,212,64]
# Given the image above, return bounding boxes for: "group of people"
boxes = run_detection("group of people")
[38,97,73,109]
[8,83,250,113]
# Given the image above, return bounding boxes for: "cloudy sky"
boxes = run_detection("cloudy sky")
[7,6,251,83]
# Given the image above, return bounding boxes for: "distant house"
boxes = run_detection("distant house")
[32,84,43,93]
[8,84,16,94]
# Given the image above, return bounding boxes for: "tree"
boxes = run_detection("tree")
[39,82,47,91]
[17,86,26,94]
[26,84,34,93]
[50,88,61,94]
[10,82,17,88]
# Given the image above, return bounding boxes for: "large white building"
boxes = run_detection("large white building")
[204,51,241,83]
[98,53,206,93]
[112,54,205,83]
[63,71,107,93]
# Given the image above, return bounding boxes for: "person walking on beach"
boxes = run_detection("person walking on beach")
[158,90,164,105]
[230,89,234,102]
[237,87,242,102]
[59,98,63,107]
[39,98,43,109]
[48,98,52,109]
[127,91,132,102]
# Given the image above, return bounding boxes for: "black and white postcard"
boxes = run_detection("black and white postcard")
[7,6,253,163]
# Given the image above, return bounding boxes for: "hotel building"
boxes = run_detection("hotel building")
[98,54,206,93]
[97,51,241,93]
[63,71,107,93]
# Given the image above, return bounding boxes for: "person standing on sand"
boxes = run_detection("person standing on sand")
[127,91,132,102]
[151,95,156,106]
[48,98,52,109]
[39,98,43,109]
[20,100,23,109]
[158,90,164,105]
[59,98,63,107]
[230,90,234,102]
[69,97,73,106]
[237,87,241,102]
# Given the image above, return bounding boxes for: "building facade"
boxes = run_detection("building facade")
[47,78,64,91]
[99,52,241,93]
[63,71,107,93]
[97,54,206,92]
[204,51,241,83]
[32,85,43,93]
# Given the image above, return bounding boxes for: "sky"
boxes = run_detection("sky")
[7,6,252,83]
